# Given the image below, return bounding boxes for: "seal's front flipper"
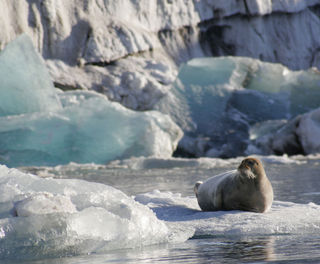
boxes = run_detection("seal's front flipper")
[194,181,203,198]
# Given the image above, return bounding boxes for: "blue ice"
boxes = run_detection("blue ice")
[0,35,182,167]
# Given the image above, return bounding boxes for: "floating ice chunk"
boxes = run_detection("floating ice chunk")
[136,190,320,237]
[0,165,179,259]
[0,90,182,167]
[0,34,62,117]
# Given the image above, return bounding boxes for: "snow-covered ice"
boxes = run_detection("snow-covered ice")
[136,190,320,238]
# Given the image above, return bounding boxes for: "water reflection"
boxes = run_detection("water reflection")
[160,236,276,263]
[4,235,320,264]
[200,236,275,263]
[10,236,275,264]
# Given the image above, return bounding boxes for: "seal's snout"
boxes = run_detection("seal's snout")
[238,162,250,171]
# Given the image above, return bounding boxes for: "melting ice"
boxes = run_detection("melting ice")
[0,165,175,259]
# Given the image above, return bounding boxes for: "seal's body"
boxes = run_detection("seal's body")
[194,157,273,213]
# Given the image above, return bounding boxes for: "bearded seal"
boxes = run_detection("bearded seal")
[194,157,273,213]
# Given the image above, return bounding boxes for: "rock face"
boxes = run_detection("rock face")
[1,0,320,111]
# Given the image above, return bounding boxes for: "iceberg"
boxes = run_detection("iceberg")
[0,165,181,259]
[157,57,320,157]
[0,91,182,167]
[0,35,182,167]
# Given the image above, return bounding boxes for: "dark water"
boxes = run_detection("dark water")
[13,158,320,264]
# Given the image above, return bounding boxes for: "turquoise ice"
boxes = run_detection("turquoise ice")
[0,35,62,116]
[157,57,320,157]
[0,35,182,167]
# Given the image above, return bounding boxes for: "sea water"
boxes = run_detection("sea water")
[1,155,318,264]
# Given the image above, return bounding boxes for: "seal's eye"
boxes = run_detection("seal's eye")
[247,160,255,166]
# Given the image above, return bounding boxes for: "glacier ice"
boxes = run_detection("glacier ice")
[157,57,320,158]
[0,34,62,116]
[0,165,179,259]
[0,35,182,167]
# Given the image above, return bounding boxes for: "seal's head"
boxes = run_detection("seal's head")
[238,157,265,180]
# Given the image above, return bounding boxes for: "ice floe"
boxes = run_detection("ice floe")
[135,190,320,237]
[0,165,184,259]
